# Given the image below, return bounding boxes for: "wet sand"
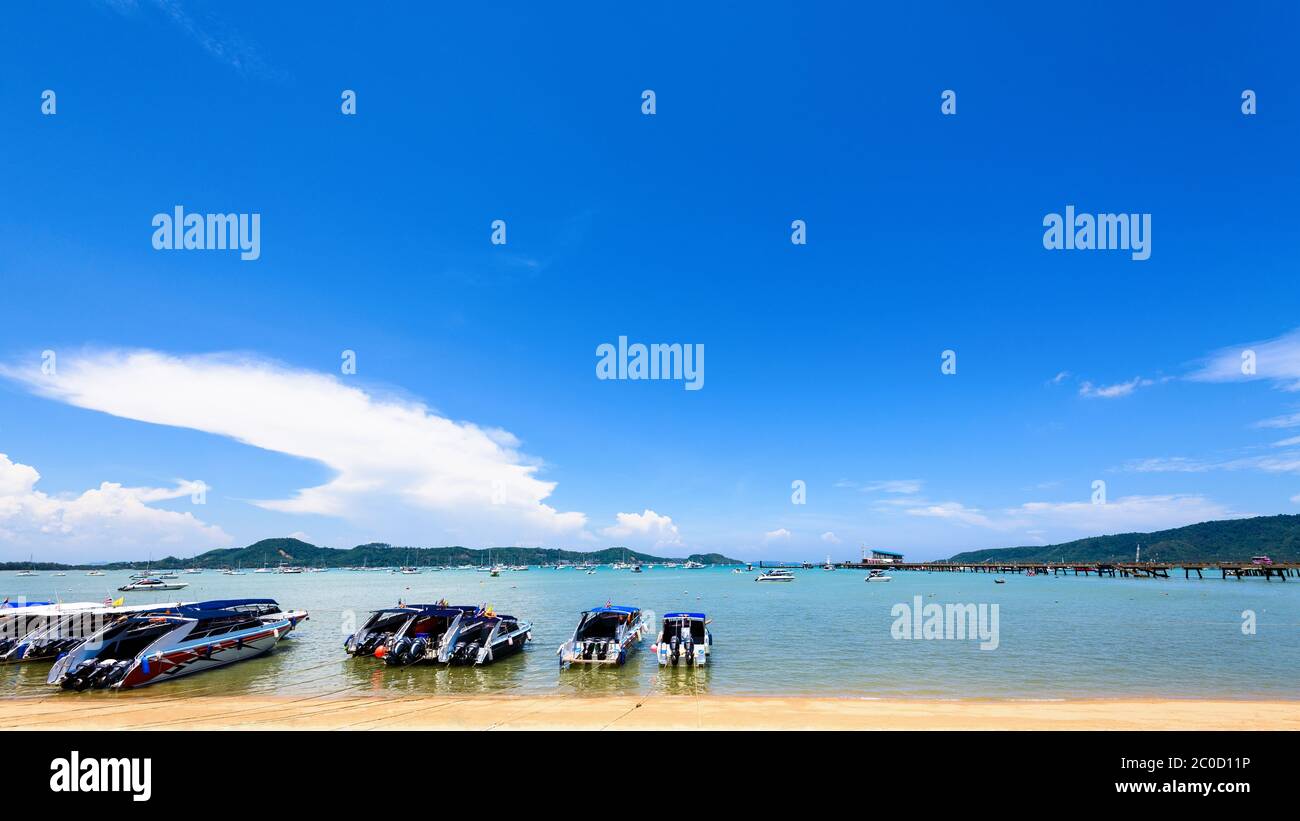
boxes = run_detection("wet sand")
[2,695,1298,730]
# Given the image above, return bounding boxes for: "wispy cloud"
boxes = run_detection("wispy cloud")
[1124,453,1300,475]
[1188,327,1300,391]
[763,528,791,542]
[100,0,281,79]
[837,479,923,494]
[1078,376,1167,399]
[820,531,841,544]
[902,494,1242,534]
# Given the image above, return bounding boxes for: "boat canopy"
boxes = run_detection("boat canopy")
[587,605,639,615]
[663,612,706,620]
[1,600,52,609]
[165,599,281,620]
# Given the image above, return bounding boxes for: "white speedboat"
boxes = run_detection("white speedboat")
[118,578,189,592]
[865,569,892,582]
[558,604,649,666]
[85,570,105,577]
[653,612,712,667]
[756,568,794,582]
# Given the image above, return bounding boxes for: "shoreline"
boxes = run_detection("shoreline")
[3,694,1298,730]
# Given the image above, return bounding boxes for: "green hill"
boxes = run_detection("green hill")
[0,538,741,571]
[947,515,1300,564]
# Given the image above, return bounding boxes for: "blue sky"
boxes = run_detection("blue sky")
[2,2,1299,562]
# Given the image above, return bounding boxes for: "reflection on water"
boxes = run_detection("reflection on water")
[2,566,1299,699]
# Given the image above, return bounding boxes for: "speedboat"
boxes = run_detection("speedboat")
[557,604,648,667]
[394,566,421,575]
[653,612,712,667]
[118,578,189,592]
[756,568,794,582]
[48,599,307,690]
[1,601,98,660]
[85,570,105,577]
[442,608,531,665]
[865,569,892,582]
[2,601,185,664]
[682,561,704,569]
[345,603,526,666]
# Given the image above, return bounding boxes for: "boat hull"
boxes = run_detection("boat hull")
[117,621,289,689]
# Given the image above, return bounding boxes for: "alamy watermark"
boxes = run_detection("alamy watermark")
[1043,205,1150,261]
[596,336,704,391]
[151,206,261,261]
[891,595,999,650]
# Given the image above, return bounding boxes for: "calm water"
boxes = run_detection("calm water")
[3,567,1298,700]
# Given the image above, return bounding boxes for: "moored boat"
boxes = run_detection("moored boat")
[344,602,527,666]
[653,612,712,667]
[2,601,186,664]
[557,604,648,667]
[48,599,307,690]
[118,578,189,592]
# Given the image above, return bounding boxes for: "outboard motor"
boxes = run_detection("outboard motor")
[595,640,609,661]
[62,659,100,691]
[88,659,121,689]
[582,641,595,660]
[682,634,695,666]
[407,637,428,664]
[385,637,412,666]
[669,634,681,665]
[104,660,133,686]
[357,631,388,656]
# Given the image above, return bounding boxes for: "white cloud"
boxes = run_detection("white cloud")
[1189,327,1300,390]
[1047,371,1070,385]
[763,528,791,542]
[0,452,228,561]
[902,494,1241,536]
[820,531,842,544]
[600,509,682,550]
[1255,412,1300,429]
[839,479,923,494]
[1078,376,1163,399]
[1,349,589,547]
[1125,454,1300,475]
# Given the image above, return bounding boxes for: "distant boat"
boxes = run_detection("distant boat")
[85,570,105,577]
[184,568,203,575]
[118,578,189,592]
[756,568,794,582]
[865,569,892,583]
[683,560,704,569]
[16,554,37,576]
[994,578,1006,584]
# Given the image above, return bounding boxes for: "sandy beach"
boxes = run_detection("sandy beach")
[2,694,1297,731]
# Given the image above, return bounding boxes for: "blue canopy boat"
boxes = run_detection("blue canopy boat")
[48,599,307,690]
[557,604,649,667]
[653,612,713,667]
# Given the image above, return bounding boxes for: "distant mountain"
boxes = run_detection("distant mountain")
[947,515,1300,564]
[0,538,742,571]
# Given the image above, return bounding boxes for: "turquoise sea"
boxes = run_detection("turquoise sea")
[3,566,1298,699]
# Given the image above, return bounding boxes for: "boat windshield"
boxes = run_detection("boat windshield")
[575,613,628,641]
[661,619,706,642]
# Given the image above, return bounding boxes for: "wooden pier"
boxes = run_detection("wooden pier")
[833,560,1299,580]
